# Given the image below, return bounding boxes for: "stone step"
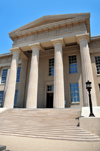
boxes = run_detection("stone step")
[0,132,100,142]
[0,130,98,138]
[0,129,96,137]
[0,108,100,142]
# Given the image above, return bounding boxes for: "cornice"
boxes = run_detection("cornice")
[9,16,89,40]
[9,13,90,35]
[0,52,12,58]
[12,23,87,47]
[51,38,65,47]
[91,35,100,41]
[76,33,90,44]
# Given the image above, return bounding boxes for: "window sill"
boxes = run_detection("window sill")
[48,75,54,77]
[68,72,78,75]
[71,102,80,105]
[0,83,5,86]
[96,74,100,77]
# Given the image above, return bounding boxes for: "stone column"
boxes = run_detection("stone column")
[4,48,20,108]
[76,33,97,106]
[26,43,41,108]
[51,38,65,108]
[17,59,28,108]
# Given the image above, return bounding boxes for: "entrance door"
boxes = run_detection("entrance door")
[46,93,53,108]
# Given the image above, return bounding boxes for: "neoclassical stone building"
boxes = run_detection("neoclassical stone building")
[0,13,100,108]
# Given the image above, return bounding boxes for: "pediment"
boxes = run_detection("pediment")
[9,13,90,37]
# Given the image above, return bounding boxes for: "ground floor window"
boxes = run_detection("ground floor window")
[47,85,54,91]
[16,67,21,83]
[1,69,8,84]
[95,56,100,74]
[0,91,4,106]
[14,90,18,107]
[49,58,54,76]
[70,83,80,102]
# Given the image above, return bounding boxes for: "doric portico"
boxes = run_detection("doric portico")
[1,13,99,109]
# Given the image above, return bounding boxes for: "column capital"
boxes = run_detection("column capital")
[10,47,20,53]
[76,33,90,44]
[10,47,28,61]
[51,38,65,47]
[29,43,43,51]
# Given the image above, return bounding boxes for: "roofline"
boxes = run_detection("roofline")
[91,35,100,40]
[9,13,90,35]
[9,16,90,40]
[0,52,12,58]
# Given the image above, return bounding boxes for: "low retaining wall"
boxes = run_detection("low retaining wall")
[81,107,100,117]
[80,117,100,136]
[0,108,7,113]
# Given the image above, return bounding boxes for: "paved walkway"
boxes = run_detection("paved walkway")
[0,135,100,151]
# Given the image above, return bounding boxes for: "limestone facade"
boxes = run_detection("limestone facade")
[0,13,100,108]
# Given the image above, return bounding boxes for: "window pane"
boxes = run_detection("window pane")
[52,85,54,91]
[70,83,80,103]
[95,57,100,74]
[1,69,8,84]
[14,90,18,106]
[16,67,21,82]
[49,59,54,76]
[69,55,78,74]
[0,91,4,106]
[47,85,54,92]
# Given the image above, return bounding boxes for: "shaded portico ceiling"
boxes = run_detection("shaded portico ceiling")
[9,13,90,39]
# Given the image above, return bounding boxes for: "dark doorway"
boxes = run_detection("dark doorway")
[46,93,53,108]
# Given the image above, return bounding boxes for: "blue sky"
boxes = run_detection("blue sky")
[0,0,100,54]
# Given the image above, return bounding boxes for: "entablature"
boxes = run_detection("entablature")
[10,16,89,38]
[10,16,90,49]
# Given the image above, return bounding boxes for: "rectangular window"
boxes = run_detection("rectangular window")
[16,67,21,82]
[47,85,54,92]
[69,55,77,74]
[70,83,80,102]
[14,90,18,106]
[1,69,8,83]
[49,58,54,76]
[0,91,4,106]
[95,56,100,74]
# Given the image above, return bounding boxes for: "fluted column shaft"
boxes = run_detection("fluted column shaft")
[77,34,97,106]
[53,40,65,108]
[26,45,40,108]
[4,51,20,108]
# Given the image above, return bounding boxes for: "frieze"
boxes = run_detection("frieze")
[0,56,21,64]
[39,51,49,56]
[13,23,86,45]
[0,56,12,64]
[90,40,100,48]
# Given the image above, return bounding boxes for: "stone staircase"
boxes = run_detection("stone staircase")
[0,108,100,142]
